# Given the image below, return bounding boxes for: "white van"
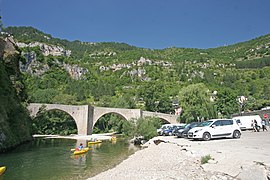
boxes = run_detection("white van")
[232,115,262,130]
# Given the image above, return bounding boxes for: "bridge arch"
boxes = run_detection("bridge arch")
[32,108,78,135]
[93,111,129,128]
[28,103,90,135]
[157,117,171,124]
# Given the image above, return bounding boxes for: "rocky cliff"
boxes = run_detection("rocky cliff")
[0,37,32,152]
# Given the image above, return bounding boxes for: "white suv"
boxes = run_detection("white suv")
[188,119,241,141]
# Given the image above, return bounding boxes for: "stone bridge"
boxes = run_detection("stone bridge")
[27,103,179,135]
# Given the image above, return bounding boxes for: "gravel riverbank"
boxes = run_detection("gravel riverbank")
[88,131,270,180]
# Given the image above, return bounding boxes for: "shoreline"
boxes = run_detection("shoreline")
[33,133,115,141]
[88,131,270,180]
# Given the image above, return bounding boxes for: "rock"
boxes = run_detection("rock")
[153,139,166,145]
[208,159,218,164]
[16,41,71,57]
[237,164,268,180]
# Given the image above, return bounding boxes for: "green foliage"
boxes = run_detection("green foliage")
[31,89,59,103]
[0,16,4,32]
[137,82,175,113]
[0,46,32,151]
[201,155,212,164]
[93,115,161,141]
[178,83,217,123]
[93,114,131,134]
[135,117,162,141]
[215,88,238,118]
[235,57,270,69]
[32,106,77,135]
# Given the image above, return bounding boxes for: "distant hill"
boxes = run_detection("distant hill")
[5,26,270,62]
[2,26,270,121]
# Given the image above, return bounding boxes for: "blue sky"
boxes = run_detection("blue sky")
[1,0,270,49]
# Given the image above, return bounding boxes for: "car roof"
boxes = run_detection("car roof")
[207,119,233,121]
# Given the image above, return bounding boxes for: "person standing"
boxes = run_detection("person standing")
[251,120,255,132]
[254,119,259,132]
[261,119,267,131]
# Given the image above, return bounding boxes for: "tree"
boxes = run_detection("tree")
[135,117,162,141]
[178,83,217,123]
[137,82,174,113]
[32,106,77,135]
[0,16,4,32]
[215,88,238,118]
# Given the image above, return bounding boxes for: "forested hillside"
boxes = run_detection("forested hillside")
[0,37,32,152]
[4,26,270,124]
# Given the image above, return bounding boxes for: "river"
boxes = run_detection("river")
[0,137,140,180]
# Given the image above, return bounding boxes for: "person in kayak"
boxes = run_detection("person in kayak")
[78,143,84,150]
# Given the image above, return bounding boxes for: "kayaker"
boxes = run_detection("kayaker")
[78,143,84,150]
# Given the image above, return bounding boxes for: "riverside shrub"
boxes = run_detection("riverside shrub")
[135,117,162,141]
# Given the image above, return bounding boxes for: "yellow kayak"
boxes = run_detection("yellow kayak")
[0,166,6,176]
[111,137,117,141]
[88,140,102,145]
[70,147,91,152]
[73,147,90,155]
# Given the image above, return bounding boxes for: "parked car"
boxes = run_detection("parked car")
[172,125,185,136]
[157,124,185,136]
[162,127,174,136]
[188,119,241,141]
[176,122,201,138]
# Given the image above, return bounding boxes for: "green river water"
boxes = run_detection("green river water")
[0,137,140,180]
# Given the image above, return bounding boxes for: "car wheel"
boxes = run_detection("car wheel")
[233,130,241,139]
[202,132,211,141]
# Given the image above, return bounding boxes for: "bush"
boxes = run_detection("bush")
[135,117,162,141]
[201,155,212,164]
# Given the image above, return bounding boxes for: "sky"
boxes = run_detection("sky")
[1,0,270,49]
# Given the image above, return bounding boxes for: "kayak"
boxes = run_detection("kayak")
[70,147,91,152]
[88,140,102,145]
[0,166,6,176]
[73,147,90,155]
[111,137,117,141]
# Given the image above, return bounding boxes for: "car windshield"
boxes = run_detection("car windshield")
[185,122,200,128]
[197,121,213,127]
[191,122,200,128]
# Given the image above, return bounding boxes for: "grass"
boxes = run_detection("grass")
[201,155,212,164]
